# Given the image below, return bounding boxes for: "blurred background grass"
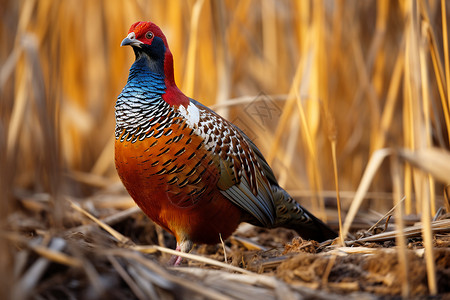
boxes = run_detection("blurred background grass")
[1,0,450,296]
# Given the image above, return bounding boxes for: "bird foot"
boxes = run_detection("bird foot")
[167,244,183,266]
[167,255,183,266]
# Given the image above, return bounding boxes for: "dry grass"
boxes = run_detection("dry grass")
[1,0,450,299]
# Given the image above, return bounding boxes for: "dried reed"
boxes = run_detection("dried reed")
[1,0,449,298]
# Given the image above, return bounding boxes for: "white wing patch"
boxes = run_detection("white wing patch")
[178,102,244,166]
[178,102,218,150]
[178,101,276,226]
[178,102,200,127]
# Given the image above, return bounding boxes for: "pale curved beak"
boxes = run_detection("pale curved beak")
[120,32,143,47]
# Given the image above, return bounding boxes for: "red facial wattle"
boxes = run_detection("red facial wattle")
[123,21,188,107]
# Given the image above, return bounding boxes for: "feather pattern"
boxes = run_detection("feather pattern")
[115,57,169,142]
[115,22,337,265]
[186,100,277,226]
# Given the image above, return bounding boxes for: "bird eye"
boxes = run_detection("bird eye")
[145,31,154,39]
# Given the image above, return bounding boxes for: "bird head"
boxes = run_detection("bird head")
[121,21,169,60]
[121,21,189,107]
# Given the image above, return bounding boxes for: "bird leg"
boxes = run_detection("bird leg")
[167,240,193,266]
[167,244,182,265]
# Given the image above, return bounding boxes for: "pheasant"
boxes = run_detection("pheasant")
[115,21,337,265]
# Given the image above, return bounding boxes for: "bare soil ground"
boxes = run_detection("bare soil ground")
[4,187,450,300]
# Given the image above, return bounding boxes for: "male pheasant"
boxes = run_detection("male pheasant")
[115,21,337,265]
